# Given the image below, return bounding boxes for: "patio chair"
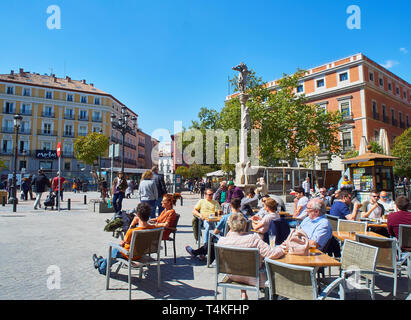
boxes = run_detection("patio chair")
[337,219,367,232]
[214,244,260,300]
[339,239,379,299]
[264,258,345,300]
[105,228,164,300]
[325,214,339,231]
[355,234,403,298]
[398,224,411,261]
[163,213,180,264]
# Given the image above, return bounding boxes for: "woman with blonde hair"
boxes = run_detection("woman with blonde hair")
[138,170,158,218]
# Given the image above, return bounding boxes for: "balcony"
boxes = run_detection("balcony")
[342,112,354,122]
[392,119,398,127]
[63,132,75,138]
[138,141,145,147]
[372,112,380,121]
[0,148,13,155]
[92,116,102,123]
[64,113,75,120]
[19,128,31,135]
[111,136,121,144]
[124,158,137,166]
[382,115,389,123]
[138,153,145,159]
[62,151,75,158]
[37,129,57,136]
[42,111,55,118]
[342,144,355,153]
[1,127,14,133]
[3,108,15,114]
[78,115,89,121]
[78,132,88,137]
[400,121,405,129]
[20,110,32,116]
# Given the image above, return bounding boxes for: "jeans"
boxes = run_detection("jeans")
[154,196,164,217]
[33,192,43,209]
[141,200,156,219]
[97,248,122,275]
[113,192,125,213]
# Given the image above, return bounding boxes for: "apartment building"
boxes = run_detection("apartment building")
[0,68,140,179]
[226,53,411,171]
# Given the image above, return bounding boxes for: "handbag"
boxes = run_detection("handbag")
[283,228,310,256]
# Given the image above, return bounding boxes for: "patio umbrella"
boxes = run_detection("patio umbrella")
[358,136,368,155]
[379,128,390,155]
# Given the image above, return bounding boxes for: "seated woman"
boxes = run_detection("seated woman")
[150,193,178,240]
[251,198,280,240]
[218,212,285,300]
[92,202,157,275]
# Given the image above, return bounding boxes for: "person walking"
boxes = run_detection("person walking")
[111,172,128,214]
[21,178,30,201]
[152,166,167,218]
[28,175,35,200]
[138,170,158,219]
[302,177,311,198]
[32,169,51,210]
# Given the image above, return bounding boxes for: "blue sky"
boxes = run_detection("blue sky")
[0,0,410,142]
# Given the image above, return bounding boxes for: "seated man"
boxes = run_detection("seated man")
[329,190,358,220]
[240,189,259,217]
[192,188,222,244]
[185,198,244,262]
[92,202,157,275]
[317,187,332,208]
[387,196,411,239]
[378,191,396,213]
[299,198,333,251]
[362,190,384,219]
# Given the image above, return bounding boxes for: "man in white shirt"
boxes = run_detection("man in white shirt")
[302,177,311,198]
[378,191,395,212]
[362,190,384,219]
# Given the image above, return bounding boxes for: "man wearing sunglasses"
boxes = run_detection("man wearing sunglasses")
[362,190,384,219]
[329,190,358,220]
[378,191,395,212]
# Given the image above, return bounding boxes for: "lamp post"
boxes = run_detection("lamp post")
[10,114,23,212]
[110,106,138,173]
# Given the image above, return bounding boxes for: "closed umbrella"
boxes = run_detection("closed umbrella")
[379,128,390,155]
[358,136,368,155]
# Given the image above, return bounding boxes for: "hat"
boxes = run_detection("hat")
[228,181,234,186]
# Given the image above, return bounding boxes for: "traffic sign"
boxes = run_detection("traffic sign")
[57,142,61,158]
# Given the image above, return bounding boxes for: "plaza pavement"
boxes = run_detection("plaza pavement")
[0,190,409,300]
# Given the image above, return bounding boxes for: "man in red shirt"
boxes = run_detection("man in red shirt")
[387,196,411,239]
[51,171,66,203]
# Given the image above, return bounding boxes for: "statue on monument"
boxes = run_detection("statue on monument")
[232,62,250,94]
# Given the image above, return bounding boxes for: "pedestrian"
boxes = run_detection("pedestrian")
[152,166,167,218]
[28,175,35,200]
[32,169,51,210]
[137,170,158,219]
[111,172,128,214]
[125,177,133,199]
[21,178,30,201]
[200,180,206,198]
[302,177,311,198]
[51,171,66,204]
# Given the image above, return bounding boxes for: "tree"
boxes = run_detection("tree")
[74,132,109,196]
[175,166,189,179]
[391,128,411,177]
[299,145,321,187]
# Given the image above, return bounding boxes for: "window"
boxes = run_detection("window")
[339,72,348,82]
[23,88,30,96]
[342,132,352,151]
[64,125,73,136]
[396,87,400,95]
[79,110,88,120]
[94,97,100,105]
[374,130,379,141]
[6,86,14,95]
[67,94,73,102]
[39,161,52,170]
[316,79,325,88]
[79,125,88,136]
[404,91,407,99]
[46,91,52,99]
[297,85,304,93]
[317,103,327,114]
[388,83,392,91]
[81,96,87,104]
[391,109,395,120]
[64,162,71,171]
[19,140,29,153]
[372,101,379,120]
[407,115,410,127]
[93,111,101,121]
[21,103,31,115]
[64,108,74,119]
[5,102,14,113]
[369,73,374,82]
[379,78,384,87]
[340,101,351,120]
[41,142,52,150]
[20,121,30,134]
[19,160,27,171]
[3,119,13,132]
[44,105,53,117]
[43,123,52,134]
[92,127,101,133]
[2,140,12,153]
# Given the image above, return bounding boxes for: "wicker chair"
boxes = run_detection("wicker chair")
[214,244,260,300]
[355,234,402,297]
[339,239,379,299]
[163,213,180,264]
[105,228,164,300]
[325,214,339,231]
[337,219,367,232]
[264,258,345,300]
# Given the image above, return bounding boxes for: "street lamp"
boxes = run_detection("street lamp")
[9,114,23,212]
[110,107,138,173]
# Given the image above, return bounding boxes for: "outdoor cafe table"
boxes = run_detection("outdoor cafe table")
[276,248,341,268]
[332,231,386,242]
[193,212,222,249]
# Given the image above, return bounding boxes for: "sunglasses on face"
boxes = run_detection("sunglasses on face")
[206,193,213,196]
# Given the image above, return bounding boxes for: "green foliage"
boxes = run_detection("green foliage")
[175,166,189,178]
[299,145,321,169]
[369,140,383,154]
[0,158,7,170]
[74,132,109,166]
[344,150,359,159]
[391,128,411,177]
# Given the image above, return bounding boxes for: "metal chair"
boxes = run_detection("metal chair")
[337,219,367,232]
[264,258,345,300]
[356,234,402,297]
[214,244,260,300]
[339,239,379,299]
[398,224,411,261]
[163,213,180,264]
[105,228,164,300]
[325,214,339,231]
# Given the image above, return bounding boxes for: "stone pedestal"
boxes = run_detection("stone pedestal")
[89,200,115,214]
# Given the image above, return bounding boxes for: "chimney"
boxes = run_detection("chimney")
[10,70,14,75]
[90,83,94,87]
[82,79,86,84]
[19,68,24,74]
[66,76,71,82]
[53,75,57,82]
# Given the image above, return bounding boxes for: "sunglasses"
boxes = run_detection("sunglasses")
[372,195,380,198]
[206,193,213,196]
